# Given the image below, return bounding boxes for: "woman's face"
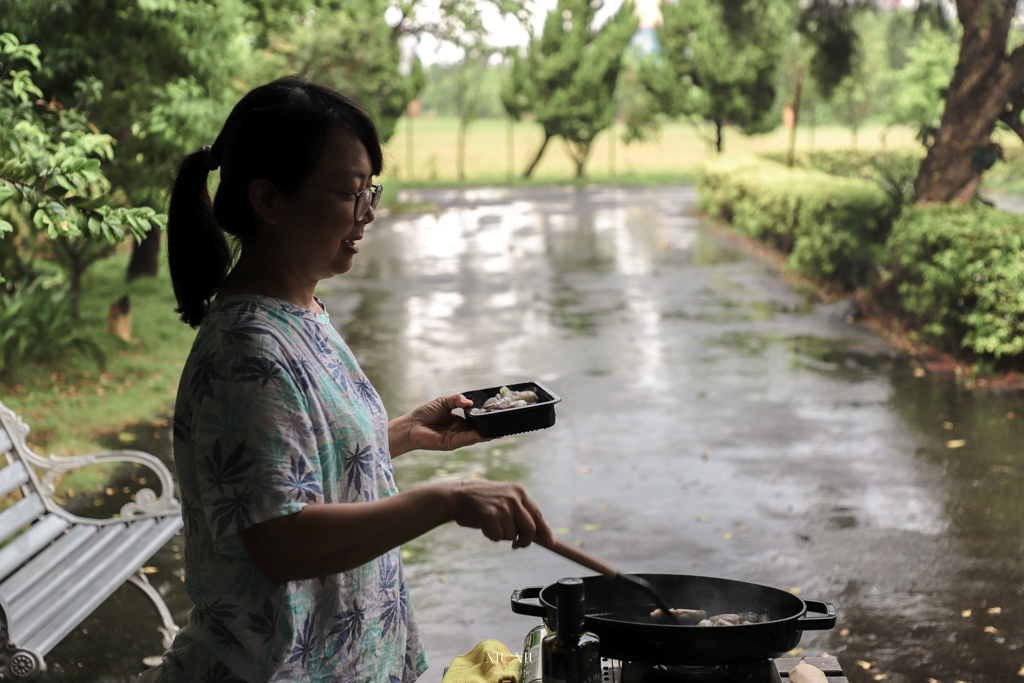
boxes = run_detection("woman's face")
[263,124,376,281]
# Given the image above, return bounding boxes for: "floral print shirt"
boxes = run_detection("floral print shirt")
[166,295,427,683]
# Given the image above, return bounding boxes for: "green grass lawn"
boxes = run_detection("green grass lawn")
[382,117,929,186]
[1,249,196,458]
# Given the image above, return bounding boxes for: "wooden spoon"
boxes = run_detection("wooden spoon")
[540,539,685,625]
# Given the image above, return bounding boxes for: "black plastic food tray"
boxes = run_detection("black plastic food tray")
[462,381,561,438]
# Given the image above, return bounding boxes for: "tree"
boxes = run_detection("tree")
[502,0,637,178]
[285,4,425,143]
[913,0,1024,203]
[3,0,269,282]
[0,35,163,319]
[884,19,960,142]
[639,0,794,152]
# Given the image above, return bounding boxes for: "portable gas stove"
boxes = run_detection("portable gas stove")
[599,656,846,683]
[601,657,781,683]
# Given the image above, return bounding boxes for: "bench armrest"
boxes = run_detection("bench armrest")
[1,401,179,523]
[30,449,180,521]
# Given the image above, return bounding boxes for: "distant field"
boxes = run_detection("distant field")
[380,116,932,186]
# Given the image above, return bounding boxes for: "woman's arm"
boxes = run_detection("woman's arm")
[240,479,553,584]
[388,394,487,458]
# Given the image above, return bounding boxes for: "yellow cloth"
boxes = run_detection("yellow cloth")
[442,640,522,683]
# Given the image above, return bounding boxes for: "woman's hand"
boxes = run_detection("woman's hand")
[448,479,554,549]
[389,394,488,457]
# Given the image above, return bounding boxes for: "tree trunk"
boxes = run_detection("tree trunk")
[714,120,723,153]
[126,227,161,282]
[523,134,553,179]
[914,0,1024,204]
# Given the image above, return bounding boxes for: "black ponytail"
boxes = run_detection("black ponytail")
[167,150,232,328]
[166,75,383,328]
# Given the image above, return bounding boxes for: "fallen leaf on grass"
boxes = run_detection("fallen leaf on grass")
[1018,665,1024,676]
[787,647,803,656]
[582,524,602,532]
[984,626,998,633]
[927,678,940,683]
[856,660,874,670]
[988,607,1002,615]
[787,587,802,595]
[840,628,850,637]
[141,566,158,574]
[873,674,887,681]
[961,609,972,618]
[943,421,954,430]
[914,367,926,377]
[117,431,136,444]
[947,439,967,449]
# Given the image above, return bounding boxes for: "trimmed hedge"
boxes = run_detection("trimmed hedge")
[887,204,1024,365]
[699,155,895,289]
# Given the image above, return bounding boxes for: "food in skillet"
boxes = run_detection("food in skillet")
[697,612,767,626]
[649,609,767,626]
[649,609,707,621]
[469,386,539,414]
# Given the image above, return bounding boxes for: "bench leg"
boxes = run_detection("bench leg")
[126,571,180,651]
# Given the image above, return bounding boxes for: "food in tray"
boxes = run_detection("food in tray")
[648,609,767,626]
[469,386,540,415]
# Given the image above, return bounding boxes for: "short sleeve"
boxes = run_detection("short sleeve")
[189,343,325,556]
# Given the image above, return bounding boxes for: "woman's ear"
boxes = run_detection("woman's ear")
[248,178,279,225]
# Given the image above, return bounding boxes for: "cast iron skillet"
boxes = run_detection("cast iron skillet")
[511,574,836,666]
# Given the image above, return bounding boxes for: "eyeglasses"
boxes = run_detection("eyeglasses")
[307,183,383,222]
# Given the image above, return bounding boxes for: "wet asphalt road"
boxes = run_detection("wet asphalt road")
[42,185,1024,683]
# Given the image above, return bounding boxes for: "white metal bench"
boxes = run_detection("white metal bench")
[0,399,182,681]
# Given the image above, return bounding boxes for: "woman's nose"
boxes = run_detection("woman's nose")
[361,203,376,225]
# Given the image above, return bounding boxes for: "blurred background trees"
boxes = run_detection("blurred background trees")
[2,0,1024,374]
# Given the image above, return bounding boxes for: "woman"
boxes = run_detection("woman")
[158,76,553,683]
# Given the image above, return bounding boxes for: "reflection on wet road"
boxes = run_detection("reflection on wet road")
[40,185,1024,683]
[323,186,1024,683]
